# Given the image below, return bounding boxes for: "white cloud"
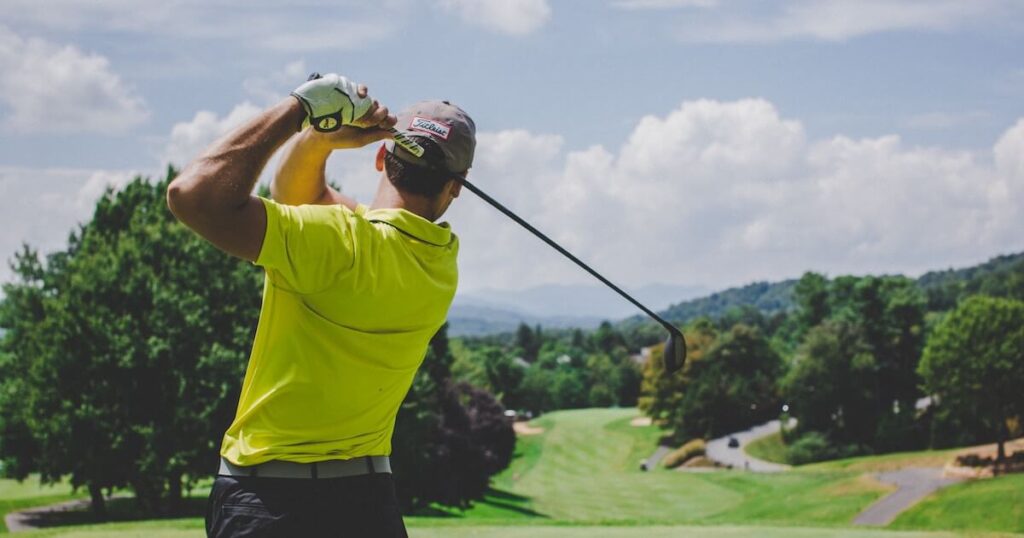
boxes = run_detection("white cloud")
[161,102,263,168]
[447,99,1024,292]
[994,119,1024,188]
[7,97,1023,296]
[0,167,141,284]
[0,26,148,134]
[663,0,1018,43]
[438,0,552,35]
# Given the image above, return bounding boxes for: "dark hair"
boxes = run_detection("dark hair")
[383,138,461,197]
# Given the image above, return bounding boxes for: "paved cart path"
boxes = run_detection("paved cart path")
[706,420,792,472]
[852,467,963,526]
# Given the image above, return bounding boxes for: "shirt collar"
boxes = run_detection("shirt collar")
[360,206,453,247]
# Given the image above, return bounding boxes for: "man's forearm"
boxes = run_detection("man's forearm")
[170,98,303,212]
[271,130,357,209]
[166,98,305,261]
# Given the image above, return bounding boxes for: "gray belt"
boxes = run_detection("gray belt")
[218,456,391,479]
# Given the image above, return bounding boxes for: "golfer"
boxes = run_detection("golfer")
[167,72,475,537]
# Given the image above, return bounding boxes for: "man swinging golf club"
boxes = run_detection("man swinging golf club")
[168,72,475,537]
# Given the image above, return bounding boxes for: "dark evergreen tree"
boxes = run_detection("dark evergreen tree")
[392,325,515,510]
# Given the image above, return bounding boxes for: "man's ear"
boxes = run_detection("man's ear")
[375,144,387,172]
[449,179,463,198]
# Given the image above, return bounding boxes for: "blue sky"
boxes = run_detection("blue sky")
[1,0,1023,295]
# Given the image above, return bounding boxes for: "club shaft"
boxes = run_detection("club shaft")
[458,177,676,331]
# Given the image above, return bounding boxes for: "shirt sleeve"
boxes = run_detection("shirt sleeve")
[256,197,362,294]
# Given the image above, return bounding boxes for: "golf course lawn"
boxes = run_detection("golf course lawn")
[17,521,1022,538]
[430,408,891,526]
[891,473,1024,532]
[3,408,1021,537]
[744,431,789,464]
[0,476,84,534]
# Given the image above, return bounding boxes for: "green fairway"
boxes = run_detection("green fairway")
[745,431,789,464]
[5,408,1021,537]
[0,476,83,533]
[891,473,1024,533]
[439,408,891,526]
[21,522,1024,538]
[409,526,1021,538]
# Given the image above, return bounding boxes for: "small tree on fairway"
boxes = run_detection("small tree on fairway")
[919,295,1024,472]
[639,319,716,443]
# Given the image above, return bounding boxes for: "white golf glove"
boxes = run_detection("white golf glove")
[291,72,373,132]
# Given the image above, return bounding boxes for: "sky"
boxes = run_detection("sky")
[1,0,1023,296]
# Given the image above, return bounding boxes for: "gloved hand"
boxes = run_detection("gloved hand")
[291,72,373,132]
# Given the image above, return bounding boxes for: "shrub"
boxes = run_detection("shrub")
[786,431,866,465]
[787,432,832,465]
[662,439,706,469]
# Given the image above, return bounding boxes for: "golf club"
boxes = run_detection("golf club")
[389,130,687,374]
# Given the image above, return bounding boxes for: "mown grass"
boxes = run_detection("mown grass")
[6,409,1022,538]
[745,431,789,464]
[891,473,1024,534]
[435,408,891,527]
[0,476,84,533]
[802,448,961,473]
[602,411,666,468]
[21,523,1021,538]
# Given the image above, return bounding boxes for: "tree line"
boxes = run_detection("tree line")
[454,263,1024,469]
[2,170,1021,517]
[0,173,513,516]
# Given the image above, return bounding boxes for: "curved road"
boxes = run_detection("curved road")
[705,419,792,472]
[853,467,963,526]
[696,418,967,525]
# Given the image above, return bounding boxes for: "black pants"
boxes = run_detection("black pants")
[206,473,408,537]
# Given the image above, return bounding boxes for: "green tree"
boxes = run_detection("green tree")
[639,319,716,440]
[515,323,541,362]
[918,296,1024,470]
[783,275,927,453]
[482,348,526,409]
[583,353,619,407]
[0,173,262,515]
[593,321,627,354]
[392,325,516,510]
[794,272,830,330]
[676,324,783,439]
[782,321,876,450]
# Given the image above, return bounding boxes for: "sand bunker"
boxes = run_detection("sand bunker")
[514,422,545,435]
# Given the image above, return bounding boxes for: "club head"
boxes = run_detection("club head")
[663,326,687,374]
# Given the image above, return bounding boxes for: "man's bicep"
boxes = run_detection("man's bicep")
[178,195,267,262]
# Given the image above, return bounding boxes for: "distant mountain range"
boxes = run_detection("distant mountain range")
[449,252,1024,337]
[448,283,707,336]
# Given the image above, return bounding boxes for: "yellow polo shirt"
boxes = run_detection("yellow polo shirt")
[220,198,458,465]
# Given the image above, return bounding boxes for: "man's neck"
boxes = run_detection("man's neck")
[369,182,438,222]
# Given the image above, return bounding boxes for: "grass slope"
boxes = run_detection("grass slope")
[434,408,891,527]
[891,473,1024,534]
[0,476,83,533]
[803,448,961,473]
[745,432,789,464]
[7,409,1022,537]
[22,523,1022,538]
